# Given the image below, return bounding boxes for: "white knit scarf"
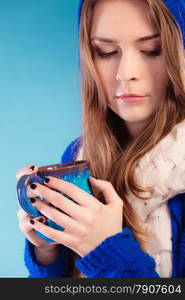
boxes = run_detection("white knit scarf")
[75,119,185,277]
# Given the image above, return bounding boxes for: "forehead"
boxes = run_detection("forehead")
[90,0,157,43]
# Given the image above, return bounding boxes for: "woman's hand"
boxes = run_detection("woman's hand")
[27,176,124,257]
[16,165,60,265]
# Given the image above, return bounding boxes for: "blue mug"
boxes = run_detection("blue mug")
[16,160,93,243]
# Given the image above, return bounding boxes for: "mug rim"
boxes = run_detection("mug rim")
[38,160,89,173]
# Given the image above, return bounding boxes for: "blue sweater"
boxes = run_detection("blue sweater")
[24,137,185,278]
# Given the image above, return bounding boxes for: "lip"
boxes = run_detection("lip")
[116,95,146,103]
[116,93,143,98]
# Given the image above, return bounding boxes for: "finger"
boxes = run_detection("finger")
[89,176,123,205]
[16,165,38,180]
[29,198,84,234]
[30,219,77,247]
[17,208,46,234]
[43,176,103,208]
[27,183,89,222]
[19,217,50,246]
[18,208,46,233]
[24,226,50,247]
[17,208,32,222]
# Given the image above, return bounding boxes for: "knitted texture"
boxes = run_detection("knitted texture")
[124,120,185,221]
[75,228,159,278]
[60,137,185,278]
[24,239,71,278]
[78,0,185,47]
[176,197,185,277]
[23,139,185,278]
[67,121,185,278]
[178,233,185,276]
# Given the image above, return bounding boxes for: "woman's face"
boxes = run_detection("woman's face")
[90,0,169,136]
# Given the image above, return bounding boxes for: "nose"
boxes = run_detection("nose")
[116,51,139,82]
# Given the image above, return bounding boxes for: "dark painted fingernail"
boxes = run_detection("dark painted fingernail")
[30,219,34,225]
[44,177,50,183]
[30,183,36,189]
[38,218,43,223]
[30,198,36,203]
[30,165,35,171]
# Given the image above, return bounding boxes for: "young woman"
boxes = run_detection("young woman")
[17,0,185,278]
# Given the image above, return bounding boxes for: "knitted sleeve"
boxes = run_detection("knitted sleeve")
[24,137,81,278]
[24,239,70,278]
[75,227,160,278]
[177,197,185,277]
[61,137,82,163]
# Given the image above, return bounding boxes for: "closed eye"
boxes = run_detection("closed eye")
[93,48,161,59]
[141,49,161,57]
[94,49,118,58]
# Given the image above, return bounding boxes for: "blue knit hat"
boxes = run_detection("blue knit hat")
[78,0,185,48]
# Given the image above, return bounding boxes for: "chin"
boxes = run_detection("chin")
[116,113,150,123]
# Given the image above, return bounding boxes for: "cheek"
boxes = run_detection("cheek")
[94,61,114,93]
[154,75,168,101]
[149,61,169,95]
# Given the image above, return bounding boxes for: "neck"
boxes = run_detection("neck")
[125,118,151,138]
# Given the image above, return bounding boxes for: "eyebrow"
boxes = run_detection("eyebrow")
[91,34,161,44]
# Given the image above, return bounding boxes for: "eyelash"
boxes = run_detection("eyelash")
[94,48,161,58]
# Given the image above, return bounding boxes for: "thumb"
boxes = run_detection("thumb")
[89,176,121,205]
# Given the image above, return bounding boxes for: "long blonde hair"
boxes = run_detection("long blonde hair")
[78,0,185,248]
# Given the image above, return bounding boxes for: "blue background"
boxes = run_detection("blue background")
[0,0,82,277]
